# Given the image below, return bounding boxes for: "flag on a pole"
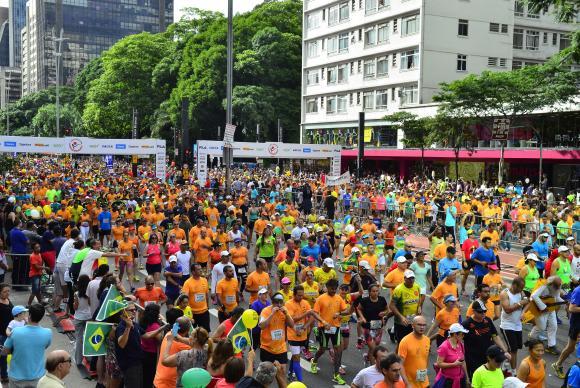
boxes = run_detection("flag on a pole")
[226,316,252,354]
[95,285,126,321]
[83,322,114,357]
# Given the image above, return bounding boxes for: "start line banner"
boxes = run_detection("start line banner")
[325,171,351,186]
[0,136,167,181]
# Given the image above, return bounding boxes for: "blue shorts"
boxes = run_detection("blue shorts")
[30,275,41,293]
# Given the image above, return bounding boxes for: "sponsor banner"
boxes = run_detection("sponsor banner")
[223,123,236,147]
[326,171,351,186]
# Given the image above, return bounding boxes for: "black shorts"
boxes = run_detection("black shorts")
[385,245,395,251]
[500,328,523,352]
[462,260,474,270]
[261,256,274,263]
[192,311,210,333]
[569,325,580,341]
[100,229,111,236]
[394,323,413,342]
[260,348,288,364]
[288,340,308,347]
[316,327,342,348]
[92,225,99,235]
[146,263,162,274]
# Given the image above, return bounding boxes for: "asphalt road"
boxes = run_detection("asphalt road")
[4,233,572,388]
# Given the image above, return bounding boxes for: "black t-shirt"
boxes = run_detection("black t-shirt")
[462,317,497,364]
[325,195,337,211]
[0,300,14,333]
[236,376,265,388]
[358,296,388,329]
[115,320,144,371]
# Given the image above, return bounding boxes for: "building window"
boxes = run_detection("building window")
[401,49,419,70]
[527,7,539,18]
[526,30,539,50]
[560,35,571,50]
[377,24,389,43]
[327,67,337,83]
[488,57,498,67]
[306,98,318,113]
[552,33,558,45]
[499,58,507,67]
[376,89,388,109]
[329,5,339,25]
[307,41,319,57]
[458,19,469,36]
[306,13,320,30]
[338,64,348,83]
[328,36,338,54]
[365,27,377,46]
[501,24,508,33]
[543,32,548,44]
[513,28,523,49]
[339,33,349,52]
[364,59,376,78]
[512,60,523,70]
[339,2,350,21]
[363,92,374,110]
[393,19,398,33]
[391,88,396,101]
[327,96,337,113]
[365,0,388,15]
[457,54,467,71]
[489,22,500,33]
[401,85,418,105]
[402,15,420,36]
[377,57,388,76]
[392,53,397,67]
[514,1,524,16]
[307,70,319,85]
[337,95,348,112]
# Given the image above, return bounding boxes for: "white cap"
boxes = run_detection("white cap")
[404,269,415,278]
[540,232,550,238]
[448,323,469,335]
[258,287,269,295]
[220,250,230,257]
[526,253,539,262]
[566,236,575,241]
[168,255,177,263]
[558,246,570,253]
[359,260,371,270]
[502,377,528,388]
[228,205,236,211]
[351,247,360,253]
[396,256,407,264]
[396,217,404,223]
[319,216,325,220]
[397,226,404,231]
[323,258,335,268]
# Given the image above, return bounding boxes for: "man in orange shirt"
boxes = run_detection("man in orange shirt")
[285,285,314,382]
[188,219,203,246]
[181,263,210,332]
[245,259,271,303]
[230,238,249,293]
[398,316,430,388]
[134,275,167,307]
[253,213,268,239]
[215,266,239,323]
[383,257,408,290]
[192,229,212,271]
[374,354,406,388]
[204,203,220,231]
[430,270,459,313]
[259,292,295,385]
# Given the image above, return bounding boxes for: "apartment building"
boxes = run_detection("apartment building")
[300,0,576,149]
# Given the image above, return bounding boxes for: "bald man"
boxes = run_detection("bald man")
[134,275,167,307]
[397,316,430,388]
[37,350,71,388]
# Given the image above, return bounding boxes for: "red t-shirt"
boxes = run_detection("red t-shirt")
[461,239,480,261]
[29,253,43,277]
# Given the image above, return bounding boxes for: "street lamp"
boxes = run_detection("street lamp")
[5,74,11,136]
[224,0,233,193]
[52,29,68,138]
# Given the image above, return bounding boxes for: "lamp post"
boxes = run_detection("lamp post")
[53,29,67,138]
[224,0,233,193]
[5,74,10,136]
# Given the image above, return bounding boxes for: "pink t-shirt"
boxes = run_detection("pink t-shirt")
[166,241,180,256]
[141,322,161,353]
[436,339,465,380]
[214,378,235,388]
[376,196,386,211]
[146,244,162,265]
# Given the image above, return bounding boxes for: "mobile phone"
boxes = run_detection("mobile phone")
[171,322,179,337]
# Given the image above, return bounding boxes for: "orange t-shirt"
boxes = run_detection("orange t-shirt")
[181,277,209,314]
[313,293,347,328]
[398,333,430,387]
[118,240,135,262]
[216,278,239,312]
[205,208,220,228]
[134,287,166,307]
[170,227,186,242]
[431,281,458,313]
[285,298,311,342]
[254,219,267,236]
[245,271,270,303]
[112,226,125,241]
[435,307,461,337]
[384,268,405,289]
[192,237,212,263]
[373,380,406,388]
[230,246,249,266]
[482,273,503,302]
[153,334,191,388]
[259,305,288,354]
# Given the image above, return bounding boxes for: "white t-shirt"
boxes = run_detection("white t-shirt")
[79,250,107,277]
[56,239,76,267]
[176,251,192,276]
[87,276,103,316]
[7,320,25,332]
[352,365,384,388]
[572,255,580,283]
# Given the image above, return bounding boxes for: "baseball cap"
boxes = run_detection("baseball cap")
[362,234,370,239]
[397,226,404,231]
[487,345,507,362]
[396,256,407,264]
[488,264,499,271]
[448,322,469,335]
[258,288,269,295]
[526,253,539,262]
[318,216,325,221]
[467,229,474,235]
[220,250,230,257]
[351,247,361,253]
[540,232,550,238]
[234,238,242,243]
[404,269,415,278]
[168,255,178,263]
[471,300,487,313]
[359,260,371,270]
[567,236,575,241]
[502,377,528,388]
[272,293,285,302]
[558,246,570,253]
[323,258,335,268]
[307,256,315,262]
[11,305,28,316]
[349,236,357,243]
[444,294,457,304]
[281,277,291,285]
[396,217,404,223]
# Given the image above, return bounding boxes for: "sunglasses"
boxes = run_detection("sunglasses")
[145,283,155,286]
[61,359,72,364]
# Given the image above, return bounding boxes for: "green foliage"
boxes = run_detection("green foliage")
[73,57,103,113]
[31,104,82,137]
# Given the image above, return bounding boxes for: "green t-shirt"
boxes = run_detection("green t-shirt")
[391,283,421,324]
[257,236,276,257]
[557,220,569,239]
[472,365,504,388]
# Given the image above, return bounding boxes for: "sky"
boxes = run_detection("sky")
[0,0,265,19]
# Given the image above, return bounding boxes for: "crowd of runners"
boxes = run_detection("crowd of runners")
[0,156,579,388]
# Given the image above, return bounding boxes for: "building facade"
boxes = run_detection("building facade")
[0,67,22,109]
[21,0,173,95]
[300,0,578,185]
[0,6,8,67]
[8,0,26,67]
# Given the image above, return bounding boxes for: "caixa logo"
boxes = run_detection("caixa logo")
[3,142,16,147]
[115,144,126,149]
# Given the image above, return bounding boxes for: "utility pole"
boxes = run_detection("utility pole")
[53,28,67,138]
[224,0,234,193]
[5,74,10,135]
[277,118,282,168]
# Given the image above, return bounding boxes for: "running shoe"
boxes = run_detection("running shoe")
[388,328,396,343]
[333,373,346,385]
[339,365,346,375]
[545,346,560,355]
[356,337,364,349]
[310,360,318,374]
[133,275,140,282]
[287,372,295,382]
[552,362,566,379]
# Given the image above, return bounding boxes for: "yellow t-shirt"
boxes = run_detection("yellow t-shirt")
[302,281,320,307]
[278,261,299,288]
[314,268,337,286]
[391,283,421,323]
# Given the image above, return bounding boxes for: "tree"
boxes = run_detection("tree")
[383,112,434,179]
[31,104,82,137]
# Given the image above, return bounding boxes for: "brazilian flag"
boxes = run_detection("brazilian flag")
[83,322,114,357]
[226,316,251,354]
[338,255,358,272]
[96,285,126,321]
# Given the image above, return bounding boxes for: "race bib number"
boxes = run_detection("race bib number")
[237,267,247,274]
[362,290,369,298]
[271,329,283,341]
[369,320,382,330]
[225,295,235,304]
[324,326,337,335]
[194,293,205,303]
[369,329,378,338]
[295,324,304,332]
[340,322,349,330]
[416,369,427,382]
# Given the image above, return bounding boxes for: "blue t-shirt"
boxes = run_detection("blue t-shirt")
[394,249,411,259]
[570,286,580,331]
[342,193,351,207]
[97,211,112,231]
[164,264,183,296]
[4,325,52,380]
[115,320,144,371]
[471,247,496,277]
[438,258,461,282]
[301,244,321,260]
[9,228,28,254]
[568,364,580,388]
[531,240,549,270]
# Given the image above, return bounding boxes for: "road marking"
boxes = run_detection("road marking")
[209,308,218,318]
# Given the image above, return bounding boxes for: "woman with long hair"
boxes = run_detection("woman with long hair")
[73,274,91,366]
[139,303,166,388]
